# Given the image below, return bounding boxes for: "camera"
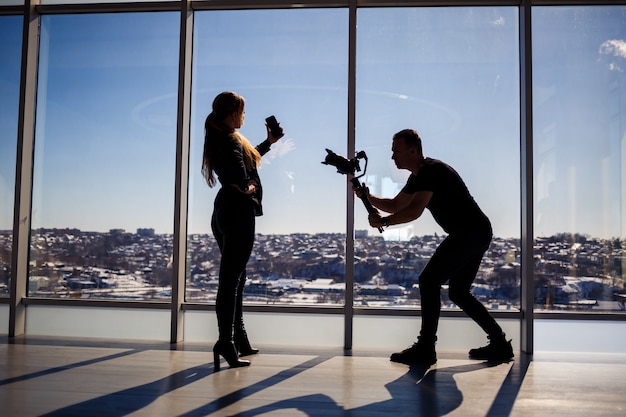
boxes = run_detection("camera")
[321,148,384,233]
[321,149,366,175]
[265,115,283,138]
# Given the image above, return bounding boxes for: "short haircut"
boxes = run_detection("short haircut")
[393,129,423,156]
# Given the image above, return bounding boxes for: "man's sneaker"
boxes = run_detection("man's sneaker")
[469,335,514,361]
[390,340,437,366]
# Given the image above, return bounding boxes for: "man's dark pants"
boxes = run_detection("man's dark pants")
[418,229,502,342]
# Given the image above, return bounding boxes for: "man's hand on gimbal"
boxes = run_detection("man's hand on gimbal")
[352,182,369,199]
[368,212,385,229]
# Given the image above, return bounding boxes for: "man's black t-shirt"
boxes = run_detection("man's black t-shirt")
[401,157,491,235]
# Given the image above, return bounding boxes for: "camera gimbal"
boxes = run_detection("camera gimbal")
[322,149,384,233]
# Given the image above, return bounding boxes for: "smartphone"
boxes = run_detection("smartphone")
[265,115,283,138]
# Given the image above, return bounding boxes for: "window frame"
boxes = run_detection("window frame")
[2,0,625,356]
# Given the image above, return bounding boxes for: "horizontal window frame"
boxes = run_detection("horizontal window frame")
[4,296,623,321]
[13,298,624,321]
[3,0,626,17]
[21,297,171,309]
[7,297,624,322]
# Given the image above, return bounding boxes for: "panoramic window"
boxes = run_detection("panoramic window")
[355,7,521,310]
[29,12,180,299]
[533,6,626,313]
[0,15,22,298]
[187,8,348,304]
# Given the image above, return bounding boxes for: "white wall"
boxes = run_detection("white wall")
[25,305,171,341]
[185,311,520,351]
[184,311,345,347]
[354,316,520,351]
[535,319,626,353]
[3,306,625,354]
[0,304,8,334]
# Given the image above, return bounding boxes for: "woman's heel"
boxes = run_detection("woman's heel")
[213,349,221,372]
[234,324,259,357]
[213,340,251,371]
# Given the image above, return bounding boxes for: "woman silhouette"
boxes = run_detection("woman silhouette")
[202,91,283,370]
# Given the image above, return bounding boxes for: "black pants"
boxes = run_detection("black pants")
[418,230,503,342]
[211,197,256,342]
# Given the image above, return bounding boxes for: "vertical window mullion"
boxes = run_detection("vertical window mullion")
[10,0,40,337]
[344,0,358,350]
[520,1,534,354]
[171,0,193,343]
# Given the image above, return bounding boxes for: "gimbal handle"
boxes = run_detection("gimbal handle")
[351,177,384,233]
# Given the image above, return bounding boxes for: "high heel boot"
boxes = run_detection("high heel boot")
[234,323,259,356]
[234,279,259,356]
[213,340,250,371]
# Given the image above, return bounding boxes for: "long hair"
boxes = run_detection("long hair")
[201,91,261,187]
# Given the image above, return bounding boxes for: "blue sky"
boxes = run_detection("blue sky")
[1,6,625,240]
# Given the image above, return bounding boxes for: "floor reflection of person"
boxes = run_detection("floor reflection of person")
[201,91,283,370]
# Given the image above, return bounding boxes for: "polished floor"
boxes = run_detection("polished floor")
[1,337,625,417]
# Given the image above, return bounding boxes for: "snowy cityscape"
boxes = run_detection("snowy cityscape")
[0,228,624,312]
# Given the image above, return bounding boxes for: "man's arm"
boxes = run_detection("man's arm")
[369,190,433,229]
[354,184,412,213]
[368,192,411,214]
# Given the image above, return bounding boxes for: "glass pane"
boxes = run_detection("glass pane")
[533,6,626,312]
[356,7,521,310]
[187,9,348,304]
[0,16,22,298]
[30,12,179,299]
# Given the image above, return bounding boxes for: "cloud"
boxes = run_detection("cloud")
[491,16,505,26]
[599,39,626,72]
[599,39,626,58]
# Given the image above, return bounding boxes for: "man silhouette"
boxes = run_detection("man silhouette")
[355,129,513,365]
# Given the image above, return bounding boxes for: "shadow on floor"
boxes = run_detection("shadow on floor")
[37,355,332,417]
[223,357,531,417]
[35,351,530,417]
[0,349,141,387]
[39,362,215,417]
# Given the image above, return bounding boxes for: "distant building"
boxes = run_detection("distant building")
[302,278,344,294]
[137,228,155,237]
[29,276,49,292]
[65,276,97,290]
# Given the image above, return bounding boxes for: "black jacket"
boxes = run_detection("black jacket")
[206,124,271,216]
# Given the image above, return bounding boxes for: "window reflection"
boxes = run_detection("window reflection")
[186,9,348,304]
[355,7,521,310]
[0,16,22,298]
[29,12,179,299]
[533,6,626,312]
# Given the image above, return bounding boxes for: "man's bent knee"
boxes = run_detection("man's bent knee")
[448,287,473,306]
